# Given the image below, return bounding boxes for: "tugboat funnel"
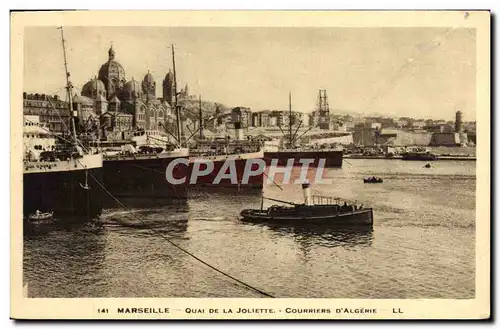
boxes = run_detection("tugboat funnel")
[302,182,312,205]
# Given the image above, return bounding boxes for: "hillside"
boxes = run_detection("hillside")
[179,99,231,121]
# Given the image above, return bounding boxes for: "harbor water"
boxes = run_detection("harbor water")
[23,159,475,298]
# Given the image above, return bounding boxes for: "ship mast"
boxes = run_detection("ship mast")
[199,95,203,140]
[289,91,293,148]
[172,44,182,147]
[58,26,78,144]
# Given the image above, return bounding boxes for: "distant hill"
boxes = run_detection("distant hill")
[179,99,231,121]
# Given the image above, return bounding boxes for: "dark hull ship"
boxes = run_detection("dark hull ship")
[401,148,439,161]
[188,153,265,190]
[264,149,343,168]
[263,92,344,168]
[188,138,264,190]
[401,153,439,161]
[23,28,104,222]
[23,154,103,220]
[187,97,265,190]
[240,183,373,227]
[102,147,189,201]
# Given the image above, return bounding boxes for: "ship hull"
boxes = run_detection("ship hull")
[102,153,189,203]
[188,151,264,189]
[240,208,373,227]
[23,154,103,221]
[401,155,439,161]
[264,150,343,168]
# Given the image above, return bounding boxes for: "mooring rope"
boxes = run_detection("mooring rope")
[77,159,275,298]
[27,122,275,297]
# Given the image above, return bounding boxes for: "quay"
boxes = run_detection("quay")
[344,155,476,161]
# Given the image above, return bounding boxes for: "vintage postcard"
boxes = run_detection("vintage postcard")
[10,10,490,320]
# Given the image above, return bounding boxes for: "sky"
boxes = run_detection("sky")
[23,26,476,120]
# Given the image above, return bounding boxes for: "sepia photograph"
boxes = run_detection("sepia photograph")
[10,10,490,319]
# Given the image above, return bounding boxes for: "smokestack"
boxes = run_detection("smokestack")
[234,121,244,140]
[455,110,463,133]
[302,182,312,206]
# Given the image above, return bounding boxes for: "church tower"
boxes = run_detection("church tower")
[162,69,175,107]
[142,71,156,98]
[98,44,126,100]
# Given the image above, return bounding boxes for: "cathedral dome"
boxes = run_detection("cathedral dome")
[123,78,143,100]
[142,71,156,96]
[81,78,106,99]
[98,45,126,99]
[99,60,125,77]
[164,69,174,82]
[143,71,154,84]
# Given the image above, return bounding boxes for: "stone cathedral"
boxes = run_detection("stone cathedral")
[73,45,194,140]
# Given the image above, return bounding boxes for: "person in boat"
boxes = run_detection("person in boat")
[359,204,363,210]
[35,210,41,216]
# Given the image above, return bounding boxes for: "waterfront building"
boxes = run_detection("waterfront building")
[22,93,70,134]
[231,107,253,128]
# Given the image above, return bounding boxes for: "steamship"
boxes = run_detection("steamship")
[23,28,104,221]
[23,116,104,220]
[188,143,264,190]
[264,146,344,168]
[263,92,343,168]
[93,132,190,201]
[23,27,106,221]
[188,118,264,190]
[400,147,439,161]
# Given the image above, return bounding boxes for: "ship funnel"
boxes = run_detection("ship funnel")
[302,181,312,205]
[234,121,244,140]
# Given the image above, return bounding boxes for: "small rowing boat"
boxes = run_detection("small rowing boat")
[363,177,383,184]
[28,210,54,224]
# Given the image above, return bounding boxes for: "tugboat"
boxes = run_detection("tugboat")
[240,183,373,227]
[363,176,383,184]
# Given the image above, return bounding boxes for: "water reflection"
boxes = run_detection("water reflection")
[188,187,262,198]
[103,195,188,210]
[289,225,373,248]
[24,215,96,237]
[248,222,373,248]
[101,202,190,238]
[23,224,108,297]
